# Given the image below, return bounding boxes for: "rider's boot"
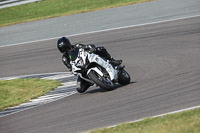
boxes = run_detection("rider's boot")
[109,58,122,66]
[95,47,122,66]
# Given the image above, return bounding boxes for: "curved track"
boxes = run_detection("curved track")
[0,16,200,133]
[1,0,200,46]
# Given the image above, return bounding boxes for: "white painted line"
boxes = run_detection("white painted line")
[0,108,21,114]
[19,102,38,107]
[152,105,200,118]
[57,84,76,88]
[0,0,19,4]
[0,91,77,118]
[106,105,200,129]
[0,72,78,118]
[0,0,41,9]
[31,95,63,102]
[0,72,71,80]
[0,76,20,80]
[1,15,200,48]
[41,74,74,80]
[61,81,77,85]
[0,0,38,4]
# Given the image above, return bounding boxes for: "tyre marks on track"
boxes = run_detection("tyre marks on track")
[0,72,77,117]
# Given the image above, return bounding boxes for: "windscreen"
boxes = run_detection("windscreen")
[69,48,79,61]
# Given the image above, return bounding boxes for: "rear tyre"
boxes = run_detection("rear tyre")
[118,69,131,85]
[88,70,114,91]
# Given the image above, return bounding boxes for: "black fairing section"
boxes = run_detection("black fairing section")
[69,48,79,61]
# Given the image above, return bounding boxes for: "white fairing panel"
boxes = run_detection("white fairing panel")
[87,53,118,80]
[70,48,118,80]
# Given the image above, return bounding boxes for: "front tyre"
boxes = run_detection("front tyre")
[76,76,91,93]
[118,69,131,85]
[88,70,114,91]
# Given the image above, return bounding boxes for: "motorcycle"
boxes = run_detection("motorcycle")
[69,47,131,93]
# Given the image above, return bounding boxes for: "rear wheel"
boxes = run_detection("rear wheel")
[118,69,131,85]
[88,70,114,91]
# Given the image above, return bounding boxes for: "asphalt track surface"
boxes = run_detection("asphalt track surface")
[1,0,200,46]
[0,16,200,132]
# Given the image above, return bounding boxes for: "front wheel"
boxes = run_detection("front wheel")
[118,69,131,85]
[76,76,92,93]
[88,70,114,91]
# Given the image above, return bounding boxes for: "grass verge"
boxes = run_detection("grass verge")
[0,0,153,27]
[0,78,61,111]
[90,108,200,133]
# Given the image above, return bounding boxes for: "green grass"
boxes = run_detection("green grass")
[90,108,200,133]
[0,78,61,111]
[0,0,153,27]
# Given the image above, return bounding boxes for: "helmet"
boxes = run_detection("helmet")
[57,37,72,53]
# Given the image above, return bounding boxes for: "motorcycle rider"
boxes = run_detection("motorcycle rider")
[57,37,122,93]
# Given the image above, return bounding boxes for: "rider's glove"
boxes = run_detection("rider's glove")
[62,55,72,71]
[85,44,96,53]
